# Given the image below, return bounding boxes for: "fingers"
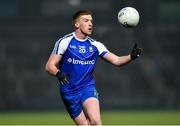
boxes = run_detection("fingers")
[60,81,64,85]
[133,43,137,49]
[64,77,69,84]
[136,48,142,57]
[131,43,143,60]
[60,77,69,85]
[56,72,70,85]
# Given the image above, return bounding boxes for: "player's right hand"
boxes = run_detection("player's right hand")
[56,71,69,85]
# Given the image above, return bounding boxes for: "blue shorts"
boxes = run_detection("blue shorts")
[60,86,99,119]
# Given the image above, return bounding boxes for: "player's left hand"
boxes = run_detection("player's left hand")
[130,43,142,60]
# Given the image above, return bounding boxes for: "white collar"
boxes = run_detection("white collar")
[73,32,88,42]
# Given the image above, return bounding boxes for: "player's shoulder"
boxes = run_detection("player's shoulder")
[87,36,108,55]
[59,32,74,42]
[87,36,105,47]
[87,36,103,44]
[54,32,74,47]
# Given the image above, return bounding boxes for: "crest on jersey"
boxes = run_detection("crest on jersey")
[89,46,93,52]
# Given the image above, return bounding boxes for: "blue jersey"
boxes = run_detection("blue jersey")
[52,32,108,94]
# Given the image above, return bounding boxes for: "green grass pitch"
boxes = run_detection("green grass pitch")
[0,110,179,125]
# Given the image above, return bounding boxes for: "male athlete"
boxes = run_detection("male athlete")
[45,10,142,125]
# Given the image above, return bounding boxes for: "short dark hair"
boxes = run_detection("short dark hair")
[72,10,92,25]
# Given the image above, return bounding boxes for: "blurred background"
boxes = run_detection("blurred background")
[0,0,180,124]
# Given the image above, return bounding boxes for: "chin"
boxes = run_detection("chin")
[86,31,92,35]
[81,30,92,36]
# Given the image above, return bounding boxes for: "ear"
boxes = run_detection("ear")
[75,22,79,28]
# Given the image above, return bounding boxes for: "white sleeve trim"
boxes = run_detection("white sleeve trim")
[52,36,73,55]
[91,40,108,56]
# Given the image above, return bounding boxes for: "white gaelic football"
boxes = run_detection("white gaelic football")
[118,7,140,27]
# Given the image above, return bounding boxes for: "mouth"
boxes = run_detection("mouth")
[88,28,92,31]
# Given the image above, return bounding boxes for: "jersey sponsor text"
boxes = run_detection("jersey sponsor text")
[68,58,95,65]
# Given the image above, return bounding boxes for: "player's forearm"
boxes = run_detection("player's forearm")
[103,52,131,66]
[116,54,131,66]
[45,62,59,76]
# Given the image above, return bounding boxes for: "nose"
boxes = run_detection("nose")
[89,21,93,26]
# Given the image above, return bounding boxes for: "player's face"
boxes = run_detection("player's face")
[76,15,93,35]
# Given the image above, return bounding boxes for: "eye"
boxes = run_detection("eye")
[84,19,88,22]
[90,20,93,23]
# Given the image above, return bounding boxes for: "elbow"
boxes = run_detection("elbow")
[45,63,50,73]
[45,62,57,76]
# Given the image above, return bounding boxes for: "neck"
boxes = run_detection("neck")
[74,30,87,40]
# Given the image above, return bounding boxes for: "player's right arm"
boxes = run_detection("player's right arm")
[45,35,72,84]
[45,54,62,76]
[45,34,71,76]
[45,54,69,85]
